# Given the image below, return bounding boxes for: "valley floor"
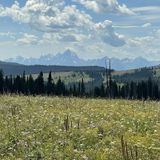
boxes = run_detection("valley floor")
[0,96,159,159]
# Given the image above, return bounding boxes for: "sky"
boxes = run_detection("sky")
[0,0,160,60]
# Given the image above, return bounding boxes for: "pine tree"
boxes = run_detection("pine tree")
[35,71,44,94]
[69,85,73,96]
[4,76,9,93]
[73,84,77,96]
[81,78,85,96]
[28,74,35,94]
[78,81,81,96]
[52,81,55,95]
[13,75,21,94]
[141,81,147,100]
[154,83,159,99]
[94,86,101,97]
[112,81,118,99]
[147,77,153,99]
[56,77,65,96]
[108,59,112,98]
[21,71,26,94]
[137,82,142,99]
[100,83,105,97]
[120,86,125,99]
[0,70,4,94]
[47,71,53,95]
[8,75,13,93]
[129,81,136,99]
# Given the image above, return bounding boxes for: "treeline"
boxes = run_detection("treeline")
[0,69,159,100]
[94,78,159,100]
[0,70,86,96]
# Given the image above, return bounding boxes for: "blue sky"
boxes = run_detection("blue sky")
[0,0,160,60]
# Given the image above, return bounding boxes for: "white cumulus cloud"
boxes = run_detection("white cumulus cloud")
[94,20,125,47]
[0,0,127,47]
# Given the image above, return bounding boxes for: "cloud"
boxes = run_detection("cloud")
[58,33,89,42]
[123,28,160,60]
[0,1,92,32]
[0,32,16,38]
[0,0,126,47]
[142,23,151,28]
[114,23,152,29]
[132,6,160,22]
[17,33,38,45]
[74,0,134,15]
[132,6,160,12]
[94,20,125,47]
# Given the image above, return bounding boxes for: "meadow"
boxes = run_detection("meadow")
[31,72,92,84]
[0,96,159,160]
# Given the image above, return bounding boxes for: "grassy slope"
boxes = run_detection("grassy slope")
[112,66,160,82]
[30,65,160,86]
[30,71,104,91]
[32,72,93,84]
[0,96,159,159]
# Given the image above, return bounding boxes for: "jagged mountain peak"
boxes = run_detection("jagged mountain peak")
[5,50,160,70]
[63,49,77,57]
[55,49,79,60]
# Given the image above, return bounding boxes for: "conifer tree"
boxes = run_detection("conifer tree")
[4,76,9,93]
[81,78,85,96]
[94,86,101,97]
[56,77,65,95]
[13,75,21,93]
[147,77,153,99]
[21,71,26,94]
[35,71,44,94]
[78,81,81,96]
[47,71,53,95]
[0,70,4,94]
[73,84,77,96]
[100,83,105,97]
[112,81,118,99]
[28,74,35,94]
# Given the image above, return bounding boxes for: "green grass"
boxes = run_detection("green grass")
[31,71,93,84]
[112,69,136,76]
[29,68,158,87]
[0,96,160,159]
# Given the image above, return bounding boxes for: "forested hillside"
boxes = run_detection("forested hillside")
[0,68,160,100]
[0,61,105,76]
[113,66,160,82]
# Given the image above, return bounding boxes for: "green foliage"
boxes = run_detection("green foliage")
[0,96,159,159]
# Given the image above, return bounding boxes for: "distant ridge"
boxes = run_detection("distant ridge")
[5,49,160,70]
[0,61,105,76]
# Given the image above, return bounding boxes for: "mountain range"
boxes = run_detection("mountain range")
[5,49,160,70]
